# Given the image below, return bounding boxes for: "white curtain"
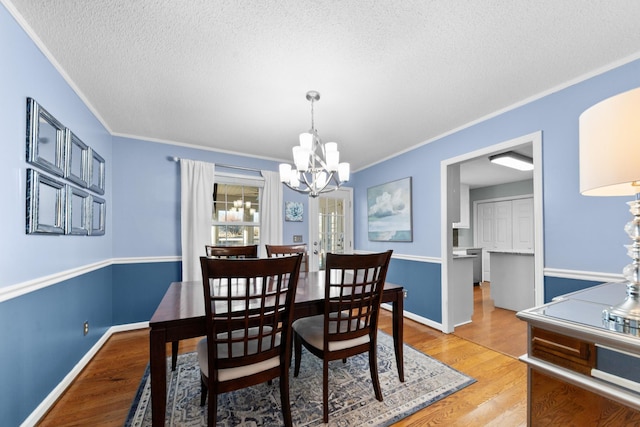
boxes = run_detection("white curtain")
[260,170,283,253]
[180,159,215,282]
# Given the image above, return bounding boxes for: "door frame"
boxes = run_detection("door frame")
[440,131,544,333]
[308,187,354,271]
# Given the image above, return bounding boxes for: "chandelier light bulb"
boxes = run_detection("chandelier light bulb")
[293,146,309,171]
[299,132,314,151]
[338,162,350,182]
[279,163,292,182]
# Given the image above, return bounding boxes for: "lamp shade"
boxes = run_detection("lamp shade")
[579,87,640,196]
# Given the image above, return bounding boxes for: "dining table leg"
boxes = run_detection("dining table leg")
[150,328,167,426]
[392,291,405,382]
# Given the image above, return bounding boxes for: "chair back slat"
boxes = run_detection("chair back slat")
[205,244,258,258]
[323,251,392,344]
[265,244,309,272]
[199,255,302,372]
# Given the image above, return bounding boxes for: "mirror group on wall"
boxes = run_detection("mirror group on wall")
[25,98,106,236]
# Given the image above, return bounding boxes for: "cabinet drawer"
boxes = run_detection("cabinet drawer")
[531,327,596,375]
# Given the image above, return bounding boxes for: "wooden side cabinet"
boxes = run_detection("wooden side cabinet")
[517,282,640,426]
[531,327,595,375]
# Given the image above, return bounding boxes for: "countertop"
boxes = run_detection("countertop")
[487,249,534,255]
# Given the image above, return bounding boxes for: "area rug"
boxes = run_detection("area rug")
[125,332,475,426]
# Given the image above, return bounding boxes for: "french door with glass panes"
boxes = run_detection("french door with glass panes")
[308,187,353,271]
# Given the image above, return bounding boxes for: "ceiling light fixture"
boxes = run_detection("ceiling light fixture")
[489,151,534,171]
[279,91,350,197]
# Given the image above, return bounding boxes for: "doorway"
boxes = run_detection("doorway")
[440,131,544,334]
[308,187,354,271]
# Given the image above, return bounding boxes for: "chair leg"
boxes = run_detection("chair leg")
[280,371,293,427]
[200,377,207,406]
[293,333,302,377]
[322,358,329,423]
[369,345,383,401]
[171,341,179,371]
[207,387,217,427]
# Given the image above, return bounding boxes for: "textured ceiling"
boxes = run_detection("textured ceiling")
[5,0,640,172]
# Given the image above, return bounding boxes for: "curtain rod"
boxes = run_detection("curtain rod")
[168,156,262,173]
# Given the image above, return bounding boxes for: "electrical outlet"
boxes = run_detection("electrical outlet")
[83,321,89,336]
[403,290,408,298]
[293,235,303,243]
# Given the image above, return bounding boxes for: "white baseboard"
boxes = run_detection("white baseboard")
[382,303,444,332]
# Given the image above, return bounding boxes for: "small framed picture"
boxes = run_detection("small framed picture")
[285,201,303,222]
[26,98,66,177]
[88,147,105,194]
[26,168,66,234]
[65,184,91,235]
[89,195,106,236]
[64,129,89,188]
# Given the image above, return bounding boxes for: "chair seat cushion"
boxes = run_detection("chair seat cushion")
[292,314,369,352]
[197,328,280,382]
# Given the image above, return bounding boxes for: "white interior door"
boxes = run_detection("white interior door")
[308,188,353,271]
[494,201,513,249]
[512,197,534,250]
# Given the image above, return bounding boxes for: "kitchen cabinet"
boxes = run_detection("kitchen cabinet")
[489,250,534,311]
[466,248,482,284]
[453,184,470,229]
[454,247,482,284]
[450,255,474,326]
[477,197,533,281]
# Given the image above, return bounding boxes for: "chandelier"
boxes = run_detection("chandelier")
[279,91,350,197]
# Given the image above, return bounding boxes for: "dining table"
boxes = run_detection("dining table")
[149,270,405,426]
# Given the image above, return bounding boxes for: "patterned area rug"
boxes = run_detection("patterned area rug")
[125,332,475,426]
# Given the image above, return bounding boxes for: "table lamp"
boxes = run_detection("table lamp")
[579,87,640,333]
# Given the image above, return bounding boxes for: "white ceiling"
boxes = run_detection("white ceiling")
[6,1,640,180]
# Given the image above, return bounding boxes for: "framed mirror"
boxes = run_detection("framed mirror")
[90,195,106,236]
[65,185,90,235]
[26,98,65,177]
[88,148,105,194]
[26,168,66,234]
[64,130,89,188]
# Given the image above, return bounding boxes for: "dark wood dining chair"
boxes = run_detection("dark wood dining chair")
[291,250,393,423]
[204,244,258,258]
[265,244,309,272]
[170,244,259,371]
[197,254,302,427]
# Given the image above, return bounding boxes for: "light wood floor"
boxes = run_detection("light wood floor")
[37,294,527,426]
[453,282,528,358]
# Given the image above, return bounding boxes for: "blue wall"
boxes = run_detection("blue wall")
[3,0,640,424]
[0,267,112,425]
[386,259,442,322]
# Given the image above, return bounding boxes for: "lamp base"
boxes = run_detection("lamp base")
[602,196,640,336]
[603,283,640,336]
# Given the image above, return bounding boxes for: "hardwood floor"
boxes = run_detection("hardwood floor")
[37,304,527,426]
[453,282,528,358]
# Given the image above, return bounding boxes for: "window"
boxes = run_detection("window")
[211,174,262,246]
